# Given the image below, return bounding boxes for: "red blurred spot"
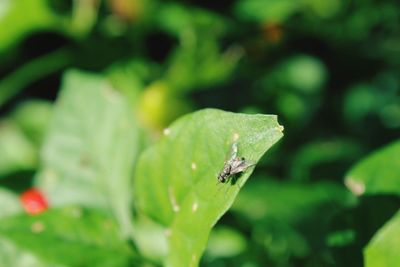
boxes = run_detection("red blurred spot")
[20,188,48,215]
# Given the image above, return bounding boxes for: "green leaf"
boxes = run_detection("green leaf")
[0,237,59,267]
[205,226,246,259]
[156,3,229,37]
[165,37,243,93]
[234,0,298,23]
[0,0,59,53]
[0,188,23,218]
[0,120,37,177]
[34,70,140,238]
[364,211,400,267]
[345,140,400,196]
[12,100,53,146]
[290,139,362,181]
[134,109,283,267]
[0,207,138,267]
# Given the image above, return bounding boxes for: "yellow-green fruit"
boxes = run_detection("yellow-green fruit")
[138,81,191,131]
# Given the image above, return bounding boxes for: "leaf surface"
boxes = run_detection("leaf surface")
[34,70,140,237]
[134,109,283,267]
[0,207,137,267]
[345,140,400,196]
[365,211,400,267]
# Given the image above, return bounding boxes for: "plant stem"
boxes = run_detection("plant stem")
[0,48,73,107]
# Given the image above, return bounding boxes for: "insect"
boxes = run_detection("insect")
[217,142,254,184]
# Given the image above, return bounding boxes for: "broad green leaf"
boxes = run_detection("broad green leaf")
[345,140,400,196]
[34,70,140,238]
[0,0,59,53]
[0,120,37,177]
[12,100,53,146]
[134,109,283,267]
[0,188,23,218]
[205,226,246,259]
[0,237,61,267]
[0,207,137,267]
[364,211,400,267]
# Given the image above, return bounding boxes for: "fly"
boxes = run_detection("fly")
[217,142,254,184]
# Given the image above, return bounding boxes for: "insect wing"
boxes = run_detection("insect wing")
[229,142,238,161]
[229,158,255,175]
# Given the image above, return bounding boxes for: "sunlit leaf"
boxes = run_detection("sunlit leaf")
[364,211,400,267]
[345,140,400,196]
[205,226,246,259]
[0,0,59,53]
[134,109,283,267]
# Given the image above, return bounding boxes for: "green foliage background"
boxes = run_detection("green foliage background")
[0,0,399,266]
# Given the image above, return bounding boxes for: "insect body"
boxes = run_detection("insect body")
[217,143,254,184]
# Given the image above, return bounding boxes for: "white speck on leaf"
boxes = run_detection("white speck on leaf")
[345,177,365,196]
[31,221,45,233]
[69,207,82,218]
[163,128,171,135]
[165,228,172,236]
[192,202,199,212]
[191,162,197,170]
[168,186,180,212]
[233,133,240,141]
[190,254,197,267]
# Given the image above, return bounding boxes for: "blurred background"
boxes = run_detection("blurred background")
[0,0,399,266]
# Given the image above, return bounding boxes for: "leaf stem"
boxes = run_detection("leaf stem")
[0,48,73,107]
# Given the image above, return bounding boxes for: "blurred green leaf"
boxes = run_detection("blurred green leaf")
[165,37,243,92]
[263,55,327,95]
[205,226,247,259]
[34,70,140,238]
[106,59,159,107]
[364,211,400,267]
[0,237,58,267]
[345,140,400,196]
[232,179,352,262]
[343,84,381,124]
[233,179,351,225]
[282,55,327,94]
[156,3,229,37]
[0,207,137,267]
[290,139,363,181]
[0,120,37,177]
[234,0,298,23]
[0,0,59,53]
[12,100,53,146]
[137,81,193,130]
[134,109,283,267]
[0,188,23,218]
